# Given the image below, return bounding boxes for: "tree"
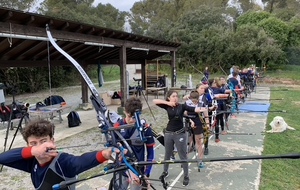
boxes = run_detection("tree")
[257,17,290,48]
[38,0,126,30]
[236,11,271,26]
[233,24,286,69]
[168,6,229,70]
[128,0,168,35]
[262,0,300,13]
[0,0,35,11]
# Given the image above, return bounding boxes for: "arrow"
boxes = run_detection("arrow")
[52,153,300,189]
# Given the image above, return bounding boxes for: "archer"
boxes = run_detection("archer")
[112,97,155,190]
[0,119,117,190]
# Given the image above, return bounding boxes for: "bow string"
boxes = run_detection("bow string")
[46,25,150,190]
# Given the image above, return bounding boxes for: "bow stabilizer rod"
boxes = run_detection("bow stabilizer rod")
[52,153,300,189]
[133,153,300,166]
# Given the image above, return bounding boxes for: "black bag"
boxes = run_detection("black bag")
[111,92,121,99]
[156,76,166,87]
[67,111,81,128]
[0,105,12,121]
[44,95,65,106]
[36,101,46,110]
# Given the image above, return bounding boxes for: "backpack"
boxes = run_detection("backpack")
[44,95,65,106]
[111,91,121,99]
[156,76,166,87]
[67,111,81,128]
[36,101,46,110]
[0,105,12,121]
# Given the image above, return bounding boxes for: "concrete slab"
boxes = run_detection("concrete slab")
[0,86,270,190]
[75,86,271,190]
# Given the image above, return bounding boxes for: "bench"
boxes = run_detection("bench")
[28,104,71,123]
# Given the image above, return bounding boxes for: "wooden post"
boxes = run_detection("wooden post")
[119,45,127,107]
[81,62,89,104]
[142,60,146,89]
[156,59,158,82]
[171,51,176,87]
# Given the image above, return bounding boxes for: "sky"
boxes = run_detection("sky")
[93,0,140,11]
[94,0,264,12]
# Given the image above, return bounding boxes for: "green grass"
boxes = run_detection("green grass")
[89,65,120,83]
[259,87,300,190]
[265,65,300,81]
[102,65,120,81]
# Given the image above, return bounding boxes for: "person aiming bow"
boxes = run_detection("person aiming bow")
[184,90,209,169]
[0,119,118,190]
[153,90,206,187]
[112,97,155,190]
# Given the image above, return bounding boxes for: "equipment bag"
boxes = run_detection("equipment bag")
[0,105,12,121]
[44,95,65,106]
[67,111,81,128]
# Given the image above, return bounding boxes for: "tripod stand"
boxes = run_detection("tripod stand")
[0,87,30,172]
[132,78,156,120]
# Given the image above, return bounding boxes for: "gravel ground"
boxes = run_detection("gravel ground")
[0,79,170,190]
[0,75,278,190]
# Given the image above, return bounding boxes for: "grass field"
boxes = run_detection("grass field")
[265,65,300,81]
[259,87,300,190]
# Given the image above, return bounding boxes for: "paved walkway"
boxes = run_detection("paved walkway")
[79,86,270,190]
[0,86,270,190]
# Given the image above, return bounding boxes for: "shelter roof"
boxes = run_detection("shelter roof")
[0,7,180,67]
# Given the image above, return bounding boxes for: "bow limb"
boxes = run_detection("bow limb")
[52,165,128,189]
[46,26,144,189]
[218,63,228,76]
[228,82,238,114]
[45,25,117,146]
[187,58,208,81]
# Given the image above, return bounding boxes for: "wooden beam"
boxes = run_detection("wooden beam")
[25,15,35,25]
[60,22,69,30]
[0,23,179,51]
[2,11,13,21]
[0,60,71,68]
[74,24,83,32]
[86,27,95,34]
[101,59,143,65]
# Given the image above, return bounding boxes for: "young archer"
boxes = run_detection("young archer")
[0,119,118,190]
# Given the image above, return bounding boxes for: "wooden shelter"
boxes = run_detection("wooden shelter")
[0,7,180,106]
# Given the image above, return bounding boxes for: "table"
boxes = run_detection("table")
[28,104,71,123]
[146,87,168,100]
[168,87,195,91]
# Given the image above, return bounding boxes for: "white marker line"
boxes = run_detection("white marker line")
[167,135,213,190]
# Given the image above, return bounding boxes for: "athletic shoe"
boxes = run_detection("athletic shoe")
[215,138,221,143]
[204,148,209,155]
[170,151,177,160]
[199,162,205,168]
[182,176,189,186]
[159,171,169,180]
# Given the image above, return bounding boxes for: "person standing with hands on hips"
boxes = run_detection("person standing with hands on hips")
[153,90,206,187]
